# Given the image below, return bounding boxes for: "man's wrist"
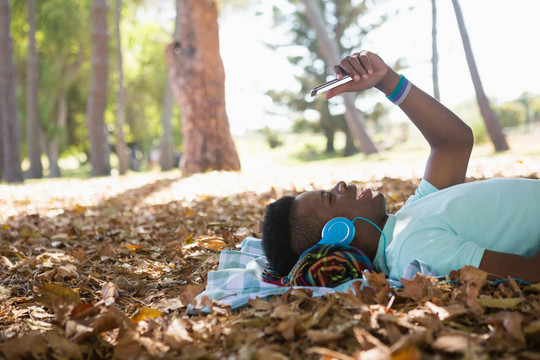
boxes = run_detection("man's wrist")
[375,68,401,97]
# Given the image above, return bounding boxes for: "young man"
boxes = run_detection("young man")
[262,50,540,283]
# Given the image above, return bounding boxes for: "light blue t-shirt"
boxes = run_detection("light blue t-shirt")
[373,178,540,280]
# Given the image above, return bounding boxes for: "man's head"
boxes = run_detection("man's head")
[262,181,387,276]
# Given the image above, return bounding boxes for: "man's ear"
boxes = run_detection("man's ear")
[319,217,355,246]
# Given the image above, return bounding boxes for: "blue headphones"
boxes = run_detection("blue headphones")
[319,217,357,246]
[318,216,390,274]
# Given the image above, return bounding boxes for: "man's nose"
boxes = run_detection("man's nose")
[333,181,347,193]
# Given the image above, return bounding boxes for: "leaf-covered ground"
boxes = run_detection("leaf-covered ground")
[1,150,540,360]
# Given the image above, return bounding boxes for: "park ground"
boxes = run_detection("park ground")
[0,131,539,359]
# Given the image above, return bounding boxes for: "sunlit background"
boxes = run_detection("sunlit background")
[220,0,540,134]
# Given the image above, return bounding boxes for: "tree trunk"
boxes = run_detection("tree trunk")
[47,88,67,178]
[324,130,335,153]
[166,0,240,176]
[301,0,377,155]
[344,131,357,157]
[159,78,175,171]
[431,0,440,101]
[86,0,111,176]
[0,0,24,183]
[25,0,43,179]
[115,0,127,175]
[452,0,508,151]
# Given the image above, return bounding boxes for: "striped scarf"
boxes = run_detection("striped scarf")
[263,244,373,287]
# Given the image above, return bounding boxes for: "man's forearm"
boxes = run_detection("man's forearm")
[376,68,473,152]
[375,67,473,189]
[480,249,540,284]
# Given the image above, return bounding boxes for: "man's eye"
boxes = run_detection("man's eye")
[327,192,334,204]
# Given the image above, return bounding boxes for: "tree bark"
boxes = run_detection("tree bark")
[115,0,127,175]
[431,0,440,101]
[301,0,377,155]
[0,0,24,183]
[25,0,43,179]
[166,0,240,176]
[159,78,175,171]
[452,0,508,151]
[86,0,111,176]
[47,88,67,178]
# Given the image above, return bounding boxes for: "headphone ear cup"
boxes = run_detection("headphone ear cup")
[319,217,355,246]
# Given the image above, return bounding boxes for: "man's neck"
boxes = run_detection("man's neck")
[353,214,389,261]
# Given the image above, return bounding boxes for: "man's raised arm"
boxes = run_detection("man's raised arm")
[326,50,474,190]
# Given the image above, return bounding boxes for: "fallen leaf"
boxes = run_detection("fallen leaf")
[56,264,79,279]
[392,345,421,360]
[35,282,80,308]
[432,333,475,354]
[306,329,343,343]
[477,297,523,309]
[130,307,163,323]
[101,282,118,306]
[0,285,12,300]
[485,311,526,347]
[164,318,193,349]
[425,301,467,321]
[306,346,355,360]
[197,236,227,251]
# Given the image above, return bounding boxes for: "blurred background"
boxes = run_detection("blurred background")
[1,0,539,183]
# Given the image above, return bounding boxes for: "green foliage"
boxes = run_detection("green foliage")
[469,119,488,144]
[292,118,318,133]
[451,98,486,143]
[10,0,179,174]
[120,9,172,155]
[261,126,283,149]
[493,101,526,129]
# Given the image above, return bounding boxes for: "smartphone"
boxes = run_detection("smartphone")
[310,75,352,97]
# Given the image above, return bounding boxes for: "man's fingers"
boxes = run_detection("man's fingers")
[358,51,373,75]
[341,53,371,81]
[333,65,346,79]
[348,56,365,80]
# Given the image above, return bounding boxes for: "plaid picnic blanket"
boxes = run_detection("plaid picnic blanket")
[196,237,439,310]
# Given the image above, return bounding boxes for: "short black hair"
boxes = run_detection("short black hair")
[262,196,325,276]
[262,196,299,276]
[289,204,323,255]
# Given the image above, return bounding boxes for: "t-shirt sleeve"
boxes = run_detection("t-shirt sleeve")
[403,178,439,207]
[393,230,486,279]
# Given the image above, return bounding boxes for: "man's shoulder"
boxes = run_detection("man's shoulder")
[401,178,439,209]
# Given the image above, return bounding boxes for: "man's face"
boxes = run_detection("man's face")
[294,181,387,228]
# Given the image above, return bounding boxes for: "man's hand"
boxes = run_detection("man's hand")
[326,49,473,190]
[325,50,389,99]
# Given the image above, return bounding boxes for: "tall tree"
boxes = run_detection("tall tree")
[452,0,508,151]
[0,0,24,183]
[431,0,440,101]
[301,0,377,155]
[159,0,181,172]
[26,0,43,179]
[159,78,175,171]
[86,0,111,176]
[115,0,128,174]
[166,0,240,175]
